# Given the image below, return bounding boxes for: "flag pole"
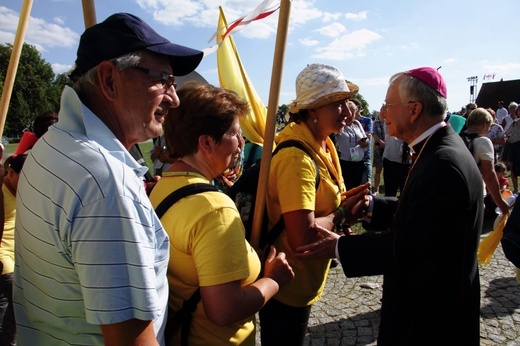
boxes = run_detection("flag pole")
[250,0,291,250]
[0,0,34,138]
[81,0,97,28]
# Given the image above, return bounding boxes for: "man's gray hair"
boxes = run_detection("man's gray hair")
[390,72,448,118]
[72,51,144,93]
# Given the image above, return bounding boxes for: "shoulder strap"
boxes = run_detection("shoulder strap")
[156,182,218,346]
[155,183,218,219]
[265,140,321,247]
[460,132,481,150]
[273,140,320,189]
[177,289,201,346]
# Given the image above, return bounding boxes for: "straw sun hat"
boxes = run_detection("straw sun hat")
[288,63,359,114]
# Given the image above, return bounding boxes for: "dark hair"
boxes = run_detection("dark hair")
[6,154,27,174]
[33,111,58,137]
[495,161,506,173]
[287,109,310,124]
[350,98,361,108]
[164,82,249,158]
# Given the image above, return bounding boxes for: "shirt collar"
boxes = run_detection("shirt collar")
[409,121,447,149]
[59,86,148,179]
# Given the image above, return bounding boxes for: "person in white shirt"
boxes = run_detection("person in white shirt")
[501,102,518,131]
[462,108,509,216]
[496,101,508,125]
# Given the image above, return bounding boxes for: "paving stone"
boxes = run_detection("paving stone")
[254,247,519,345]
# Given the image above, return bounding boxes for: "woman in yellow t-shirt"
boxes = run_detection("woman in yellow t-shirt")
[260,63,369,345]
[149,82,294,345]
[0,153,27,345]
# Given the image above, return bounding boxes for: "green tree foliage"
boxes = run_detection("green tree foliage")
[276,104,289,125]
[0,43,69,137]
[276,90,374,129]
[50,73,72,111]
[351,93,370,117]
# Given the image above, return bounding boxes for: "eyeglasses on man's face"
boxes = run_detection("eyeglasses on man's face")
[131,66,177,90]
[381,101,417,112]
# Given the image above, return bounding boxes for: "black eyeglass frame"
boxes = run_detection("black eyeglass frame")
[381,100,418,112]
[130,66,177,89]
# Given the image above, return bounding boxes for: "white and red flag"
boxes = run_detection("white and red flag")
[203,0,280,56]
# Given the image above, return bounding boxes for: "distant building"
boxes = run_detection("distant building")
[476,79,520,110]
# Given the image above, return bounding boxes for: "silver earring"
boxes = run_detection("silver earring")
[313,118,318,124]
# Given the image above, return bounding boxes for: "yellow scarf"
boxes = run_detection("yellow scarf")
[275,122,345,193]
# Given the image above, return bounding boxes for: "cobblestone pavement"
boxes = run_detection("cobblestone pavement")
[256,240,520,345]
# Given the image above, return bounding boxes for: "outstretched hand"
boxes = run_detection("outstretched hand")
[295,223,341,260]
[341,182,371,222]
[263,246,294,287]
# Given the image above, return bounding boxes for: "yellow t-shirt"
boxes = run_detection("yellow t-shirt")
[0,184,16,274]
[266,122,345,307]
[149,173,261,345]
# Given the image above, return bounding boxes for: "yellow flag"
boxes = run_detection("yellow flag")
[217,7,266,146]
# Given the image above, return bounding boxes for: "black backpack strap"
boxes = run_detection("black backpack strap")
[155,183,218,218]
[273,140,320,189]
[177,289,201,346]
[460,132,481,156]
[265,140,321,247]
[157,183,218,345]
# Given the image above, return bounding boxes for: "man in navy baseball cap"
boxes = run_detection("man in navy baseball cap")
[70,12,203,80]
[14,13,201,345]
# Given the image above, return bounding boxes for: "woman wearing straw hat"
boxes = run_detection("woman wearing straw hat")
[259,63,369,345]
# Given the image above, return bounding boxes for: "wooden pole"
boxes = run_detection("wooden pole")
[250,0,291,250]
[81,0,97,28]
[0,0,34,138]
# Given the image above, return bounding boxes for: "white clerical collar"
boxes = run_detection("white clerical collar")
[409,121,446,148]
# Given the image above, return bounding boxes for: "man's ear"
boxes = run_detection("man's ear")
[409,101,423,123]
[97,61,119,102]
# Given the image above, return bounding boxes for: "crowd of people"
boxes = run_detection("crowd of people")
[0,10,518,346]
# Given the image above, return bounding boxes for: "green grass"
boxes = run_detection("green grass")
[3,141,156,174]
[138,141,154,173]
[4,143,17,156]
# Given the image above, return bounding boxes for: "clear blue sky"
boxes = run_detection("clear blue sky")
[2,0,520,114]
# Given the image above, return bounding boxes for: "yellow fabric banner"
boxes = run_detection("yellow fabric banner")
[217,7,266,146]
[478,213,509,266]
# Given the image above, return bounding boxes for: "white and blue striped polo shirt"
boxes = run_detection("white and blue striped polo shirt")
[13,86,169,345]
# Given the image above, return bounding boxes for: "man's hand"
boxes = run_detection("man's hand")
[340,182,370,222]
[295,223,341,260]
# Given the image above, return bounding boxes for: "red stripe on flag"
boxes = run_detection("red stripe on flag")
[220,8,278,40]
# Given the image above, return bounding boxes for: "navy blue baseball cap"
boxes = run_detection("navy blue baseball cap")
[69,13,203,80]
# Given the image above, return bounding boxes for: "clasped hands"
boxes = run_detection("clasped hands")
[298,182,370,260]
[336,182,370,224]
